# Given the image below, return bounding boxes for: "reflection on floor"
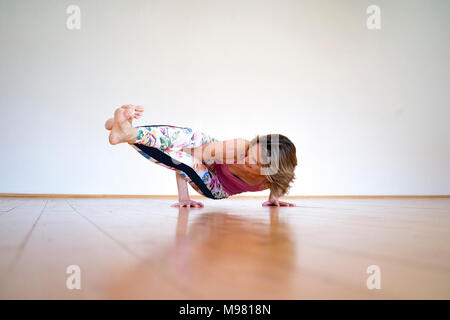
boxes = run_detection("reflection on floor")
[0,197,449,299]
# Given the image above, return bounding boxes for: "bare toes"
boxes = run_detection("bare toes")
[105,118,114,130]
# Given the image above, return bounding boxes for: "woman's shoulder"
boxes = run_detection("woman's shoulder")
[216,138,249,147]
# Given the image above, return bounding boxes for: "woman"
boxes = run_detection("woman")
[105,104,298,208]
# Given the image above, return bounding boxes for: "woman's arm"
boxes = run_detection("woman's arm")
[170,172,204,208]
[262,190,296,207]
[183,139,249,164]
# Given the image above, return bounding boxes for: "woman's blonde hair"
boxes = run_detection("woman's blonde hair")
[250,134,297,197]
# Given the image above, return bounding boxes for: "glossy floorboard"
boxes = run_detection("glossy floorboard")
[0,197,449,299]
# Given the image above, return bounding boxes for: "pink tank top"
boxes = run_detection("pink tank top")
[214,164,265,196]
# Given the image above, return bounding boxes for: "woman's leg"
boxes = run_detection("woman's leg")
[133,125,214,151]
[132,126,230,201]
[106,105,229,202]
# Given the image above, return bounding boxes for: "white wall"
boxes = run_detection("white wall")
[0,0,449,196]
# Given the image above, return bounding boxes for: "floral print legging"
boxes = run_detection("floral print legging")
[130,125,230,199]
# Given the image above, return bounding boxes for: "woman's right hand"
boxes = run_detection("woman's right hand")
[171,200,204,208]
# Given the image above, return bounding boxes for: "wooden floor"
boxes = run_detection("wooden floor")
[0,197,449,299]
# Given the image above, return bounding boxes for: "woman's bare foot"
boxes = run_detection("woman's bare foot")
[108,107,139,145]
[105,105,144,131]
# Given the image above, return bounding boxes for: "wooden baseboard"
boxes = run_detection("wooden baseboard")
[0,193,449,199]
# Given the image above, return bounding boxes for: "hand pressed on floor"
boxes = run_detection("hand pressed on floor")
[262,193,296,207]
[171,200,204,208]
